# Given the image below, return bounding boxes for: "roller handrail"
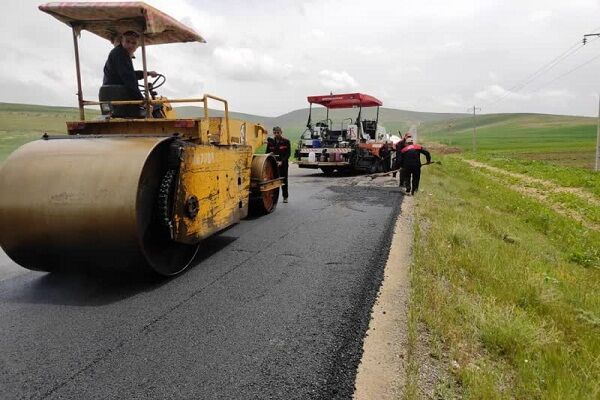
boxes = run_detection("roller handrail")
[84,94,231,143]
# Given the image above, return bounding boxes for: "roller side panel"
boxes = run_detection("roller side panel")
[171,145,253,245]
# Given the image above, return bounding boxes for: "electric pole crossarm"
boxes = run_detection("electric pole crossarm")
[583,32,600,44]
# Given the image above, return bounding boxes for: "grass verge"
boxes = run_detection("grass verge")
[0,106,97,162]
[404,155,600,399]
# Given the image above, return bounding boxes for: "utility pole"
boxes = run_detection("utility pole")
[583,33,600,171]
[469,106,481,152]
[597,95,600,171]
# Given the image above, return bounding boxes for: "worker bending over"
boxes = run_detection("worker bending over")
[396,138,431,196]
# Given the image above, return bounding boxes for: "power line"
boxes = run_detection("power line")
[484,26,600,107]
[525,51,600,94]
[486,41,590,106]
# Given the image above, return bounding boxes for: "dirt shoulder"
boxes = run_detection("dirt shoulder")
[353,195,414,399]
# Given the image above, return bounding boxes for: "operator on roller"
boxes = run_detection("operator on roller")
[396,138,431,196]
[103,31,159,101]
[266,126,291,203]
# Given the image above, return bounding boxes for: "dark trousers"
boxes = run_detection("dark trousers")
[279,161,289,199]
[399,168,408,187]
[404,166,421,194]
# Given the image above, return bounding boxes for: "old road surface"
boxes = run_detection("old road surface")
[0,164,404,400]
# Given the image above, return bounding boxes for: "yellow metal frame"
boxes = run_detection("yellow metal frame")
[84,95,231,140]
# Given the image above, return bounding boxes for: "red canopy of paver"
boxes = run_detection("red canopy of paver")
[307,93,383,109]
[39,2,205,45]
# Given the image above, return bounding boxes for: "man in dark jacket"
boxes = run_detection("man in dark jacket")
[103,31,158,101]
[397,138,431,195]
[393,133,412,182]
[266,126,291,203]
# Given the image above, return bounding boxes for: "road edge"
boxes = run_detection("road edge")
[353,196,414,399]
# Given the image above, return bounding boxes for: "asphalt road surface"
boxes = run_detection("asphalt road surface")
[0,165,404,399]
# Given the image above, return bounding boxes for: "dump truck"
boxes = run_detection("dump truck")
[295,93,395,174]
[0,2,282,276]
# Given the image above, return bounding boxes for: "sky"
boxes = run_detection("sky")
[2,0,600,117]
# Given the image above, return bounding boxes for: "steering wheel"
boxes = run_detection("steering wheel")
[138,73,166,90]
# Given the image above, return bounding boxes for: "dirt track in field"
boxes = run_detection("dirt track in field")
[465,159,600,231]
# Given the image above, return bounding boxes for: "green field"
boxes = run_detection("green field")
[404,156,600,399]
[405,114,600,398]
[0,103,100,161]
[420,113,597,169]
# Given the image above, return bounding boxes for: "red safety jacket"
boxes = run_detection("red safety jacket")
[398,144,431,168]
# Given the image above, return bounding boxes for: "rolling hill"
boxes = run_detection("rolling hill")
[1,102,597,168]
[176,105,467,140]
[419,112,597,168]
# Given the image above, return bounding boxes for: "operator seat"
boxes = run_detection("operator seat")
[362,120,377,139]
[98,85,145,118]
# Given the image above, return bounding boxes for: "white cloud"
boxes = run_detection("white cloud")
[318,70,359,90]
[438,94,467,108]
[443,41,463,50]
[310,29,325,39]
[530,10,552,22]
[536,89,574,99]
[354,46,386,56]
[475,85,530,102]
[401,65,423,74]
[212,46,294,82]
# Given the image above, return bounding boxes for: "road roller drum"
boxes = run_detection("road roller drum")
[0,137,195,275]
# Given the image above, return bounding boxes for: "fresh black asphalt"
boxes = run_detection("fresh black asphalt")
[0,166,404,399]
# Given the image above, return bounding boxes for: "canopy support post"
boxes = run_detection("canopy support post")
[71,26,85,120]
[140,33,151,118]
[356,106,362,138]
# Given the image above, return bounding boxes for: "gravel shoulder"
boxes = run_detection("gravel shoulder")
[354,192,413,399]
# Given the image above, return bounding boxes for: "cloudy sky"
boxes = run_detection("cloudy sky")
[3,0,600,117]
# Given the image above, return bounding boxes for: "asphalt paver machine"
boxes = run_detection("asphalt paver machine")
[0,2,282,276]
[295,93,395,174]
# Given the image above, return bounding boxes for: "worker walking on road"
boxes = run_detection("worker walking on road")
[396,138,431,195]
[393,133,412,183]
[266,126,291,203]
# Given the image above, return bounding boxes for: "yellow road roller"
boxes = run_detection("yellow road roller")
[0,2,282,276]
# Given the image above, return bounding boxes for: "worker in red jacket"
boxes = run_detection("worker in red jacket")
[396,138,431,195]
[266,126,291,203]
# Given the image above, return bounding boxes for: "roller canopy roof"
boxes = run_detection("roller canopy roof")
[39,2,205,45]
[307,93,383,109]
